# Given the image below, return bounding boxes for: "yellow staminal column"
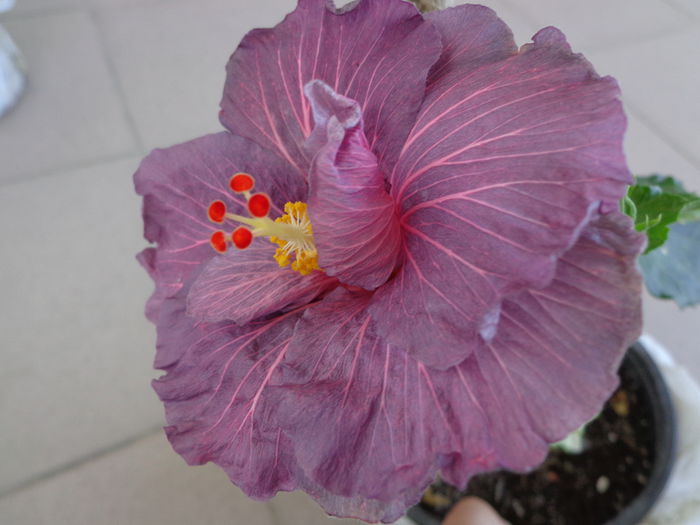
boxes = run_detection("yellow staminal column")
[269,202,320,276]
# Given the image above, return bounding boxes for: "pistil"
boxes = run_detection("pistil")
[205,173,320,275]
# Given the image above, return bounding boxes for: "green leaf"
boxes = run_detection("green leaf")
[625,175,700,254]
[635,174,687,194]
[680,199,700,223]
[639,221,700,308]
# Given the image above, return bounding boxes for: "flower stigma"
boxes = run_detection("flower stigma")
[206,173,320,275]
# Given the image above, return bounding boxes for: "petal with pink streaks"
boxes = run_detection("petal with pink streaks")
[220,0,441,178]
[187,240,337,324]
[270,213,642,521]
[153,286,306,497]
[374,27,631,368]
[134,132,303,321]
[305,80,401,290]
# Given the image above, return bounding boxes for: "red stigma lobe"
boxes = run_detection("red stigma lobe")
[208,200,226,223]
[210,231,228,253]
[232,227,253,249]
[230,173,255,193]
[248,193,271,218]
[204,174,278,254]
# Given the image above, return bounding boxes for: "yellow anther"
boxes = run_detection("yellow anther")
[273,247,291,267]
[267,201,320,276]
[290,251,321,275]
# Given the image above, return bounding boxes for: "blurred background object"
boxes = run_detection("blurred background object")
[410,0,446,12]
[0,0,26,118]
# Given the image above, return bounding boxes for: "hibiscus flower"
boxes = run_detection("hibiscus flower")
[135,0,644,522]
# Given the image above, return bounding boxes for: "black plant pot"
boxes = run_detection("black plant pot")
[407,341,677,525]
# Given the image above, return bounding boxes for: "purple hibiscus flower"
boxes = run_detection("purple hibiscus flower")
[135,0,644,522]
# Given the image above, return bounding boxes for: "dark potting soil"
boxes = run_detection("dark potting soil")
[419,362,655,525]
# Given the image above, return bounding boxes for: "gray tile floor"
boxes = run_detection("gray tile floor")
[1,0,698,523]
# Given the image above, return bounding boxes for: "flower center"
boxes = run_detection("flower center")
[206,173,320,275]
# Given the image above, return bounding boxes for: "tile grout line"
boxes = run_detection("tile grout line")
[0,5,82,22]
[0,425,164,501]
[0,4,146,187]
[498,0,699,54]
[0,151,140,189]
[266,499,282,525]
[625,102,700,172]
[491,0,541,25]
[660,0,699,20]
[86,7,148,156]
[265,500,284,525]
[583,22,697,54]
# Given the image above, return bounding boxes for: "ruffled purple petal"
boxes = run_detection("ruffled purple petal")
[305,80,401,290]
[153,286,307,498]
[373,26,631,368]
[220,0,442,178]
[186,239,337,324]
[134,132,304,321]
[155,283,417,523]
[275,288,461,523]
[443,211,644,482]
[425,4,517,88]
[271,212,642,521]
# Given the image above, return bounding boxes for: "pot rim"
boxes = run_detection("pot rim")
[604,341,677,525]
[406,340,678,525]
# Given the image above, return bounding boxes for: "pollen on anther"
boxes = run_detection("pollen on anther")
[210,231,228,253]
[248,193,271,218]
[208,200,226,223]
[230,173,255,193]
[232,226,253,249]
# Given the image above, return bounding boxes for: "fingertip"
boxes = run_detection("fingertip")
[442,497,510,525]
